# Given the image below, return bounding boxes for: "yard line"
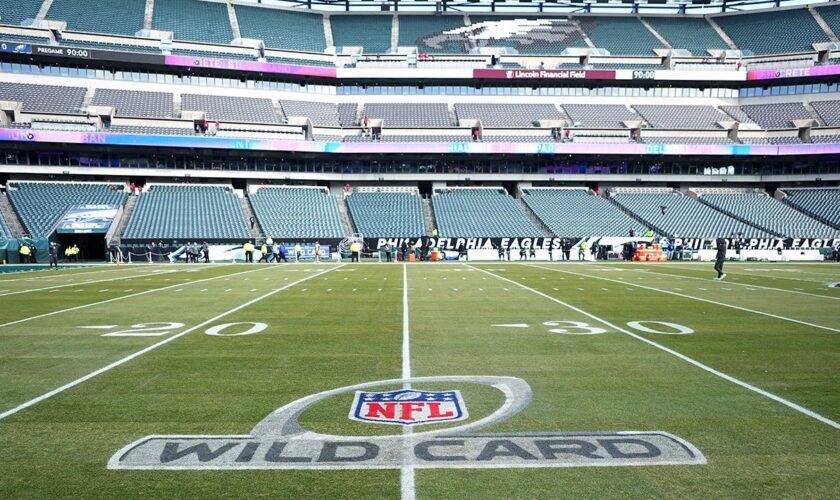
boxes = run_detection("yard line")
[635,268,840,301]
[0,265,343,422]
[468,265,840,431]
[0,266,261,330]
[666,264,838,284]
[401,263,415,500]
[530,265,840,334]
[0,269,182,297]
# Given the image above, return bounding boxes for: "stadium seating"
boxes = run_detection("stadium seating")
[338,103,358,126]
[1,0,47,26]
[363,103,451,127]
[642,136,735,144]
[700,192,838,238]
[737,103,814,129]
[171,48,255,61]
[578,17,664,55]
[740,136,803,145]
[610,191,771,238]
[720,106,756,124]
[331,15,392,53]
[61,39,162,54]
[153,0,233,45]
[0,33,51,45]
[816,5,840,46]
[454,103,563,127]
[92,89,174,118]
[47,0,145,36]
[399,15,468,54]
[124,184,250,241]
[346,190,425,237]
[8,182,127,238]
[643,17,728,56]
[235,5,326,52]
[265,56,334,67]
[714,9,828,55]
[181,94,279,124]
[782,187,840,227]
[109,125,197,136]
[633,105,728,129]
[250,187,344,240]
[467,16,588,54]
[0,82,86,114]
[523,188,644,237]
[562,104,639,128]
[809,100,840,126]
[280,100,340,127]
[432,188,541,237]
[0,212,13,239]
[480,135,552,143]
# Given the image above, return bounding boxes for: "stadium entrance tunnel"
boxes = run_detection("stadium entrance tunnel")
[56,233,106,261]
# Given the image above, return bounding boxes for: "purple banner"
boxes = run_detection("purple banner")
[747,64,840,81]
[2,128,840,156]
[473,69,616,80]
[164,55,336,78]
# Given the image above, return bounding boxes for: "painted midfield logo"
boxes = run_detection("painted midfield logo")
[350,389,466,425]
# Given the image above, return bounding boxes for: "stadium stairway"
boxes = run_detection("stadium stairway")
[515,197,555,237]
[109,194,137,246]
[240,196,264,240]
[777,189,840,231]
[422,197,436,235]
[0,193,25,238]
[605,194,671,237]
[694,195,784,237]
[337,195,358,236]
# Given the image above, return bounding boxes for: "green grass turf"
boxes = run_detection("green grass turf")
[0,261,838,498]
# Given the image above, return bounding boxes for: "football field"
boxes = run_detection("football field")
[0,261,838,498]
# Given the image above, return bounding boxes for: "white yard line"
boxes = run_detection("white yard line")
[529,265,840,334]
[401,263,416,500]
[0,265,343,422]
[634,268,840,301]
[0,265,262,330]
[665,264,840,284]
[0,267,152,283]
[468,265,840,431]
[0,269,183,297]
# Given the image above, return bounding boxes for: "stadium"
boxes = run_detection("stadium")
[0,0,838,497]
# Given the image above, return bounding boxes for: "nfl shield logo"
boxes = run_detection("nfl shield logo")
[349,389,467,426]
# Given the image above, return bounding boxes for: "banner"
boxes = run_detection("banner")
[0,41,32,54]
[56,204,120,234]
[473,69,616,80]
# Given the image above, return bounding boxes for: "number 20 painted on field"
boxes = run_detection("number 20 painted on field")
[94,322,268,337]
[542,320,694,336]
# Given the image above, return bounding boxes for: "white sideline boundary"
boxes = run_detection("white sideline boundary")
[0,265,267,330]
[0,269,183,297]
[529,265,840,334]
[0,266,165,282]
[632,268,840,301]
[665,264,840,284]
[401,263,416,500]
[0,265,343,422]
[467,265,840,431]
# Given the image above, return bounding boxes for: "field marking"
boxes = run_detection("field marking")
[401,263,416,500]
[0,269,182,297]
[0,266,263,330]
[665,264,840,284]
[529,265,840,334]
[0,266,165,283]
[0,265,343,422]
[468,265,840,431]
[635,268,840,301]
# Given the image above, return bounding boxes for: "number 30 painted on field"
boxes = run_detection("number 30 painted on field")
[542,320,693,336]
[205,322,268,337]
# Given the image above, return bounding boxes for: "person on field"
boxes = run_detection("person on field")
[384,243,393,262]
[314,241,321,263]
[714,237,728,280]
[276,243,288,263]
[529,246,536,260]
[497,243,505,261]
[19,241,30,263]
[294,243,302,262]
[49,242,59,268]
[202,241,209,263]
[350,241,361,262]
[578,241,587,261]
[243,241,255,263]
[258,242,270,263]
[563,239,572,261]
[519,246,527,261]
